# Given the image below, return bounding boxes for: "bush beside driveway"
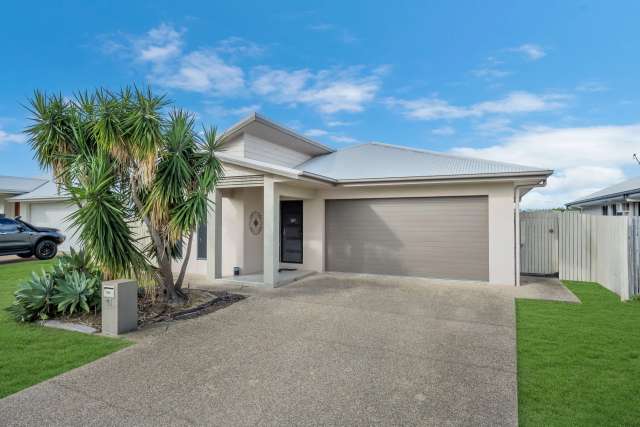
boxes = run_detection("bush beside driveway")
[517,281,640,426]
[0,259,129,398]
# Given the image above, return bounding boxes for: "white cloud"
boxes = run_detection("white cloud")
[326,120,354,127]
[329,135,359,144]
[110,24,246,95]
[304,128,328,137]
[0,128,25,146]
[576,81,608,93]
[474,118,514,135]
[251,66,386,114]
[431,126,456,136]
[471,67,511,80]
[136,23,183,63]
[509,43,546,61]
[215,36,265,57]
[154,50,245,94]
[387,91,568,121]
[452,124,640,209]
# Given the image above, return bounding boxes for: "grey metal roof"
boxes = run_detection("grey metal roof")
[0,176,47,194]
[296,143,552,182]
[7,180,69,201]
[567,177,640,207]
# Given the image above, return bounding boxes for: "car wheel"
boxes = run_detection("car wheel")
[17,253,33,259]
[35,240,58,260]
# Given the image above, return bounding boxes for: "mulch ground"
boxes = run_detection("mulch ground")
[57,289,246,332]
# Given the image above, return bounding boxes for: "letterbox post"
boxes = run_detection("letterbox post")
[101,280,138,336]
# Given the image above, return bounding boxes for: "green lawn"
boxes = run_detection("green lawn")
[0,259,130,398]
[517,281,640,426]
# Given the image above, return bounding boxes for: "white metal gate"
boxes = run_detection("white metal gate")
[520,210,559,275]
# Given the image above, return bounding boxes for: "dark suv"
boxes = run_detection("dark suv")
[0,216,66,260]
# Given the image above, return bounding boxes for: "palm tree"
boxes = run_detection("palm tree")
[26,87,223,302]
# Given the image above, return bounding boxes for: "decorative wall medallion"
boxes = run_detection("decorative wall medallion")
[249,210,263,235]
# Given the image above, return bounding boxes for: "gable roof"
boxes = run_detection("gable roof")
[0,176,47,194]
[7,180,70,202]
[567,177,640,207]
[220,113,334,156]
[296,143,552,183]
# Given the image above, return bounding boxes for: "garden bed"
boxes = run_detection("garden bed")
[137,289,246,327]
[49,289,246,332]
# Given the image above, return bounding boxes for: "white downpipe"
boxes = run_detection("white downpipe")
[514,187,521,287]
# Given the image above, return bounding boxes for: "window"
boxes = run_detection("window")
[602,205,608,216]
[0,218,19,233]
[197,221,207,260]
[612,204,618,216]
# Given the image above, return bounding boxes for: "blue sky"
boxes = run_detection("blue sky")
[1,1,639,208]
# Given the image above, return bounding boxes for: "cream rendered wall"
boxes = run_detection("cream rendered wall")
[221,193,244,276]
[171,226,208,276]
[242,187,264,274]
[317,181,518,286]
[224,133,311,168]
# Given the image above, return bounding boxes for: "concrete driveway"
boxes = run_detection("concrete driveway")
[0,273,523,426]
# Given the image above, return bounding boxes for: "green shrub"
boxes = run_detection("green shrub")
[6,249,103,322]
[51,271,99,315]
[51,248,101,282]
[6,271,56,321]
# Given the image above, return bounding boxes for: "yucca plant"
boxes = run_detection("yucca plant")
[26,87,223,303]
[6,271,56,321]
[51,271,100,315]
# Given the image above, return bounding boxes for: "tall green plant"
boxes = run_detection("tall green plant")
[26,87,223,302]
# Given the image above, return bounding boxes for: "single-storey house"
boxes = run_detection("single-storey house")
[196,113,552,287]
[6,180,80,251]
[566,177,640,216]
[0,175,47,218]
[5,113,552,287]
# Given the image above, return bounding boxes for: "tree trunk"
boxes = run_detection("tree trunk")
[157,252,184,303]
[175,232,194,291]
[130,177,186,304]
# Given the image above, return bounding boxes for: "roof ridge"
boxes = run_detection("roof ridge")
[367,142,546,171]
[220,112,335,153]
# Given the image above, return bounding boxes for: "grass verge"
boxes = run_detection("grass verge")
[0,259,130,398]
[517,281,640,426]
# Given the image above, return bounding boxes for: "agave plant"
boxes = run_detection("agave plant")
[6,271,56,321]
[51,271,100,315]
[52,248,101,281]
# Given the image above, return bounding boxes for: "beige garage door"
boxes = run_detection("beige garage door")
[325,197,489,281]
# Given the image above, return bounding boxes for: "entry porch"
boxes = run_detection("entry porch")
[206,176,325,287]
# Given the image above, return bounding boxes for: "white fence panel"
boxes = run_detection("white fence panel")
[559,212,630,299]
[520,210,559,275]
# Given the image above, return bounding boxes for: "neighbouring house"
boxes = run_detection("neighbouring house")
[0,175,47,218]
[566,177,640,216]
[6,179,80,251]
[4,113,553,286]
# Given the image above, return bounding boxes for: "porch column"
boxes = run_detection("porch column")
[263,176,280,286]
[206,188,222,280]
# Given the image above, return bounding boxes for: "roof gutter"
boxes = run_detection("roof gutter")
[567,189,640,207]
